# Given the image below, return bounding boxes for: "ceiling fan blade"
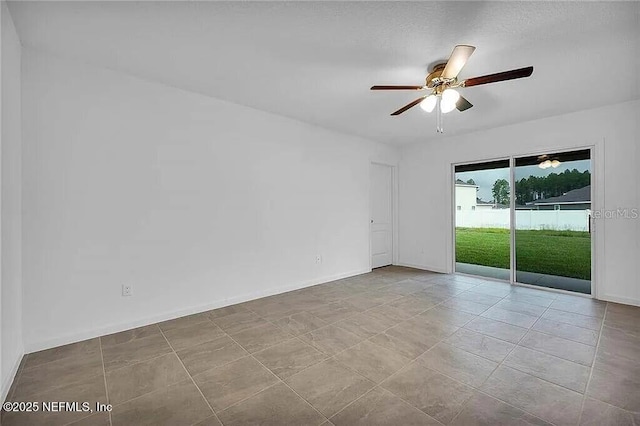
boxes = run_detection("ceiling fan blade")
[441,45,476,79]
[456,95,473,112]
[371,85,424,90]
[391,96,427,116]
[462,66,534,87]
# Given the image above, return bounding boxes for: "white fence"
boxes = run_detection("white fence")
[456,209,590,231]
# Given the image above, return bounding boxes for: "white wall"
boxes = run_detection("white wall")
[399,100,640,305]
[21,50,398,352]
[1,1,23,402]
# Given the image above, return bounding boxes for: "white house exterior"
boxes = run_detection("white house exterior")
[455,181,495,211]
[455,181,479,210]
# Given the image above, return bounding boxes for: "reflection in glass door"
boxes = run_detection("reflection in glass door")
[514,150,592,294]
[454,160,511,281]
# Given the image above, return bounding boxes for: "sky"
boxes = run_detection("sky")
[456,159,591,201]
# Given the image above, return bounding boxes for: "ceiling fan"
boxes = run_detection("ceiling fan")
[371,45,533,133]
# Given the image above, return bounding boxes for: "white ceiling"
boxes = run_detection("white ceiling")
[7,1,640,145]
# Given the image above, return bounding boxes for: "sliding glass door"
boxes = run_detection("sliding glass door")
[454,149,592,295]
[514,150,591,294]
[454,160,511,281]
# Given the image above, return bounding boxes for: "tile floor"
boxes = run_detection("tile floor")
[2,266,639,426]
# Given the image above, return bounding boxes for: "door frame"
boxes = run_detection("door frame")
[370,161,398,270]
[450,144,602,298]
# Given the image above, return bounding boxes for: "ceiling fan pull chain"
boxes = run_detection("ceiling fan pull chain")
[436,97,442,133]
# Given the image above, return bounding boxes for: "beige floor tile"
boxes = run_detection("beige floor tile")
[253,339,327,379]
[586,367,640,412]
[387,295,435,316]
[193,415,224,426]
[207,304,248,320]
[442,298,493,315]
[464,317,528,343]
[102,333,172,372]
[285,359,375,418]
[310,302,358,323]
[505,292,555,308]
[454,290,503,306]
[382,363,475,424]
[446,328,515,362]
[494,299,547,317]
[162,321,226,351]
[341,293,391,311]
[106,353,190,405]
[532,318,599,346]
[4,373,107,426]
[471,283,511,297]
[158,312,211,332]
[15,349,104,399]
[504,346,590,392]
[509,285,557,300]
[481,306,539,328]
[217,383,325,426]
[273,312,328,336]
[520,330,595,366]
[24,338,101,369]
[300,325,363,356]
[177,335,248,376]
[365,304,414,323]
[419,306,477,327]
[416,343,497,387]
[230,322,293,353]
[211,311,267,335]
[111,380,212,426]
[334,312,394,339]
[579,397,640,426]
[369,320,448,359]
[67,412,111,425]
[481,366,583,426]
[542,309,602,331]
[330,387,439,426]
[549,297,606,318]
[101,325,161,347]
[193,356,279,411]
[594,346,640,378]
[450,392,552,426]
[598,326,640,361]
[334,340,409,383]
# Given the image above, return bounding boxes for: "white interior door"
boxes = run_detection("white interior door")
[371,163,393,268]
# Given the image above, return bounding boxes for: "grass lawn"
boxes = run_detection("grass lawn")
[455,227,591,280]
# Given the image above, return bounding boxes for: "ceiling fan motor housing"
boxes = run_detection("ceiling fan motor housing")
[426,62,453,89]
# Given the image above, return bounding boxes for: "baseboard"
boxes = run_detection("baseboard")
[599,293,640,307]
[24,268,371,353]
[1,351,24,403]
[394,262,448,274]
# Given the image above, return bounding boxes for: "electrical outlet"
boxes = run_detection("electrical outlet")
[122,284,133,297]
[316,255,322,264]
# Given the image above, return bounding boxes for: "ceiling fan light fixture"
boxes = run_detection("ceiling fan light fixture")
[440,88,460,113]
[538,160,552,169]
[551,160,561,168]
[420,94,437,113]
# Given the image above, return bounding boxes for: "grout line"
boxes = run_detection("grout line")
[577,301,608,425]
[97,337,113,426]
[156,327,223,426]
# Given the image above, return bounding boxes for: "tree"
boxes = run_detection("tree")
[466,179,476,185]
[492,179,510,204]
